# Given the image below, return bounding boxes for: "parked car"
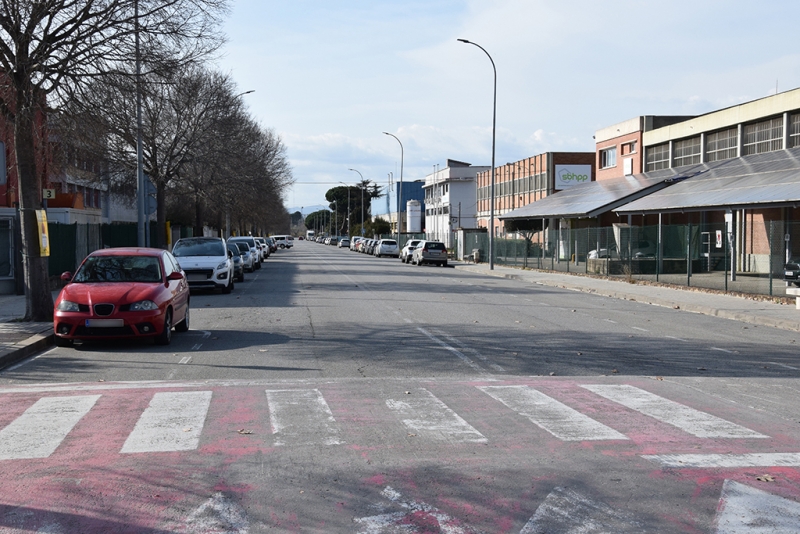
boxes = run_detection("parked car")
[338,237,350,248]
[54,247,190,347]
[362,239,375,254]
[265,236,278,253]
[254,237,270,260]
[227,236,261,269]
[400,239,421,263]
[273,235,292,249]
[350,236,363,251]
[234,241,254,272]
[411,240,448,267]
[587,240,657,259]
[374,239,399,258]
[172,237,235,292]
[786,257,800,287]
[328,236,338,246]
[227,243,245,282]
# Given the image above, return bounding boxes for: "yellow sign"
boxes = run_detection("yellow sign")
[36,210,50,257]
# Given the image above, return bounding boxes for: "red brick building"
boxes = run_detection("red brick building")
[476,152,595,236]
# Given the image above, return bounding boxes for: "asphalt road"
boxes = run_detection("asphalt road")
[1,241,800,533]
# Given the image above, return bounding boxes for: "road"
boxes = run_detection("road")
[1,241,800,533]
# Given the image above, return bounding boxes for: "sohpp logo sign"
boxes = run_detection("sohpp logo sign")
[555,165,592,190]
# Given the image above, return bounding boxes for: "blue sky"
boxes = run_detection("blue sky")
[215,0,800,210]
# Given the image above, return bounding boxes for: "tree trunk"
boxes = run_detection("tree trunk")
[194,191,204,237]
[156,180,167,248]
[14,84,53,321]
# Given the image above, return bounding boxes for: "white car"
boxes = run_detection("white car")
[350,237,364,251]
[273,235,293,249]
[400,239,421,263]
[172,237,234,293]
[338,238,350,248]
[374,239,399,258]
[587,240,657,259]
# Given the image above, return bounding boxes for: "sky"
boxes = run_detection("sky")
[214,0,800,213]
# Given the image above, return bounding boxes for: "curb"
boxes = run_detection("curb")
[453,264,800,333]
[0,332,54,371]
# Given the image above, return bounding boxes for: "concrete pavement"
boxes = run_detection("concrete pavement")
[455,262,800,333]
[0,293,55,371]
[2,262,799,371]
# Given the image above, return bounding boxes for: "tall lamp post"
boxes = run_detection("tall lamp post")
[338,182,351,236]
[348,168,365,236]
[383,132,404,242]
[458,38,496,270]
[332,200,337,236]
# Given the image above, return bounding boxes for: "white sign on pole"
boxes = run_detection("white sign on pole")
[554,165,592,190]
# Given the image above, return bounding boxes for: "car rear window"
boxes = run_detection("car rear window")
[173,240,226,257]
[382,240,397,246]
[426,242,445,250]
[74,255,162,283]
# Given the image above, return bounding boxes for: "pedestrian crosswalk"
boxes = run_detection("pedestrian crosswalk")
[0,382,779,462]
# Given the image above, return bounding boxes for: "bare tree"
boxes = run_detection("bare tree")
[0,0,227,320]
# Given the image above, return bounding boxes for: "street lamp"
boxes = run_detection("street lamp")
[338,182,351,236]
[458,38,496,270]
[383,132,404,242]
[348,168,365,236]
[332,200,337,236]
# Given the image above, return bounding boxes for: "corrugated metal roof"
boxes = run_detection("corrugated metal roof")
[499,172,674,220]
[616,148,800,214]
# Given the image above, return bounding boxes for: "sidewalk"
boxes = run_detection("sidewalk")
[0,294,55,371]
[454,262,800,333]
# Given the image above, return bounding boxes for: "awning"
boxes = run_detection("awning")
[499,171,682,221]
[616,148,800,215]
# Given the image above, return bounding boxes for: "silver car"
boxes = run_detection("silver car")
[374,239,399,258]
[411,240,448,267]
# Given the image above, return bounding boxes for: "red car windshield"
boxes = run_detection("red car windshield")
[73,255,162,283]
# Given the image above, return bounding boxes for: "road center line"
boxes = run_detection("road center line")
[417,327,485,373]
[179,356,192,364]
[768,362,800,370]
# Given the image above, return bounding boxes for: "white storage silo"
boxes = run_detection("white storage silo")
[406,200,422,233]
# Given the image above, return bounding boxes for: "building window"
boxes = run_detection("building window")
[621,141,637,155]
[672,136,701,167]
[705,127,738,162]
[742,117,783,155]
[790,113,800,148]
[645,143,670,171]
[600,147,617,169]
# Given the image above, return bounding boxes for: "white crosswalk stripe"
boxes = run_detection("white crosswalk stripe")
[478,385,628,441]
[582,385,767,439]
[266,388,343,446]
[121,391,213,453]
[386,388,487,443]
[0,395,101,460]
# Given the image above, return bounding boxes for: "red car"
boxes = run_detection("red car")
[54,248,190,347]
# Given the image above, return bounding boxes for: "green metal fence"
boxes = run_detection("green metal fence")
[475,220,799,298]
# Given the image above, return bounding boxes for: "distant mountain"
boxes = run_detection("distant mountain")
[288,204,328,216]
